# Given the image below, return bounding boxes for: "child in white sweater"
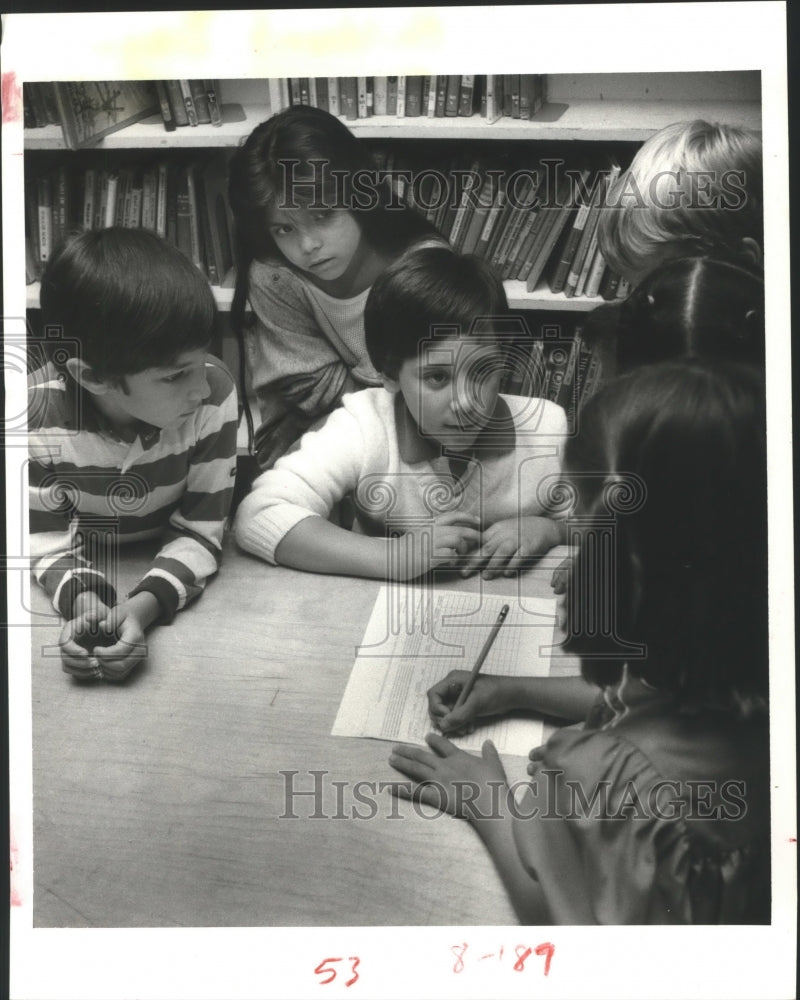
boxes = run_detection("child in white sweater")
[234,248,567,581]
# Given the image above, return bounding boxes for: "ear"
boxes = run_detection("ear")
[65,357,111,396]
[739,236,763,271]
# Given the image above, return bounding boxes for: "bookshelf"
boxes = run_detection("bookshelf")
[23,72,760,314]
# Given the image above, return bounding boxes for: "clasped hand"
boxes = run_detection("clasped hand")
[60,593,148,682]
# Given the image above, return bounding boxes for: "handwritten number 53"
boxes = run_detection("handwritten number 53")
[315,956,360,987]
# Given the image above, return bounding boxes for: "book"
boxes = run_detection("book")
[179,80,199,126]
[396,76,407,118]
[195,170,219,285]
[599,266,621,301]
[314,77,329,113]
[405,76,423,117]
[155,161,169,239]
[357,77,369,118]
[53,81,160,148]
[82,168,96,230]
[458,75,475,117]
[268,78,284,114]
[188,80,211,124]
[420,76,432,116]
[288,78,302,106]
[510,75,521,118]
[340,77,358,120]
[327,77,340,116]
[503,75,514,117]
[583,245,608,299]
[154,81,177,132]
[460,170,499,254]
[141,166,158,231]
[202,153,236,286]
[164,80,190,127]
[308,78,318,108]
[448,159,482,250]
[517,172,573,287]
[114,168,131,227]
[564,174,606,297]
[484,75,504,124]
[386,77,398,116]
[127,174,143,229]
[426,75,438,117]
[52,165,71,250]
[204,80,223,126]
[299,78,311,106]
[548,170,598,294]
[372,76,387,116]
[444,75,460,116]
[434,75,448,117]
[279,78,291,110]
[525,172,587,291]
[102,170,119,229]
[175,167,193,261]
[473,179,507,259]
[185,163,205,273]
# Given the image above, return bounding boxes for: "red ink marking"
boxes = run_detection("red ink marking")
[2,72,23,125]
[344,957,360,987]
[513,945,532,972]
[9,829,22,907]
[314,958,340,985]
[451,942,468,973]
[789,837,796,843]
[535,941,555,976]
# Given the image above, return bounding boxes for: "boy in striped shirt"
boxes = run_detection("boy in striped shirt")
[29,228,239,682]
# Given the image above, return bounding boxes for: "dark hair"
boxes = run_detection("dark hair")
[364,248,512,378]
[563,360,767,716]
[39,228,216,379]
[228,105,437,336]
[615,256,765,371]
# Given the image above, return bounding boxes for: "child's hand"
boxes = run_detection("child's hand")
[389,734,509,821]
[59,595,113,680]
[460,516,563,580]
[92,600,150,682]
[427,670,515,736]
[393,512,481,580]
[550,554,572,594]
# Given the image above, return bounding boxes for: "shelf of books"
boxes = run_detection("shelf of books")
[24,98,761,150]
[22,72,760,315]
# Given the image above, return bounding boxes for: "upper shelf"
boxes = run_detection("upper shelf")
[23,98,762,150]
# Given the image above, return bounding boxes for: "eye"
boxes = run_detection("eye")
[270,223,294,237]
[163,370,187,383]
[422,369,450,388]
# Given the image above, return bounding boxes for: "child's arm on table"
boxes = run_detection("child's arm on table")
[389,734,551,924]
[460,516,567,580]
[427,672,598,734]
[96,363,238,681]
[236,398,481,579]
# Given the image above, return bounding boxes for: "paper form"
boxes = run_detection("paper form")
[332,586,558,756]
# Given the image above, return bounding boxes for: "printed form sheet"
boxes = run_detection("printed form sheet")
[333,587,558,756]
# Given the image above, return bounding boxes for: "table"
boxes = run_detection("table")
[28,538,577,928]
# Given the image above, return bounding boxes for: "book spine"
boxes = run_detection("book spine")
[405,76,422,117]
[549,192,593,294]
[357,77,369,118]
[372,76,387,116]
[141,168,158,231]
[195,173,219,285]
[37,174,53,262]
[444,75,460,116]
[386,77,398,116]
[268,78,284,114]
[288,78,301,106]
[205,80,223,126]
[185,165,205,272]
[474,184,506,259]
[279,78,290,109]
[458,75,475,117]
[155,80,177,131]
[583,246,608,299]
[396,76,406,118]
[298,78,311,105]
[340,77,358,120]
[188,80,211,124]
[128,180,143,229]
[426,75,438,117]
[308,78,318,108]
[103,171,119,229]
[179,80,199,126]
[434,75,447,117]
[164,80,189,126]
[175,168,193,260]
[116,170,130,228]
[510,75,521,118]
[327,77,340,116]
[82,168,96,230]
[156,161,169,239]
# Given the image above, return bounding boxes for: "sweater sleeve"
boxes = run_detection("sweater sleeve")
[28,456,118,618]
[234,395,372,564]
[128,362,239,622]
[246,262,361,421]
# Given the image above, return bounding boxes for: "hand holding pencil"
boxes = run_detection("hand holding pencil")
[428,604,510,735]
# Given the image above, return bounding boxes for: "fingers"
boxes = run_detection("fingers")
[388,742,436,782]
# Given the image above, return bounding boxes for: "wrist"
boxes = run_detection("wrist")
[71,590,106,620]
[116,592,161,631]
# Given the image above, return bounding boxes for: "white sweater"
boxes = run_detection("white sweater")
[234,388,568,564]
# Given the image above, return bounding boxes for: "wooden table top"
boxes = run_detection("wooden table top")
[28,537,577,928]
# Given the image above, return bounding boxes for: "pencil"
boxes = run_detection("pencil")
[453,603,510,710]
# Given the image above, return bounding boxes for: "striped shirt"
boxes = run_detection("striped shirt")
[28,358,239,622]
